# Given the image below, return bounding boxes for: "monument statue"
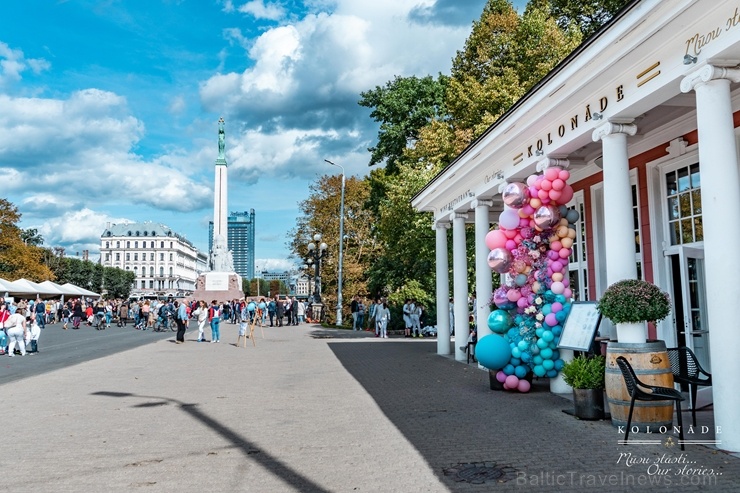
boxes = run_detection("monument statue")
[217,117,226,160]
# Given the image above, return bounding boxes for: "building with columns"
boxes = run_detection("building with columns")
[412,0,740,452]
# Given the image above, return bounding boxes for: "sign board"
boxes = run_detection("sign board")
[205,272,229,291]
[557,301,602,351]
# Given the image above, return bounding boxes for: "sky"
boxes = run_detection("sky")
[0,0,527,273]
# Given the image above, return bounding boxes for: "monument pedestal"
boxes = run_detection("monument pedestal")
[192,272,244,302]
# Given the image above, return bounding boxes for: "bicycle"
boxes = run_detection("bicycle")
[154,313,176,332]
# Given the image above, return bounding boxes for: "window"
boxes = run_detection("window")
[115,253,120,261]
[116,241,120,248]
[150,253,154,261]
[159,267,164,277]
[134,253,138,261]
[150,241,154,248]
[170,242,173,248]
[149,280,154,289]
[134,241,138,248]
[105,241,109,249]
[150,267,154,276]
[105,253,110,261]
[126,253,130,261]
[160,253,164,261]
[161,241,164,248]
[568,196,589,301]
[666,163,702,245]
[169,253,173,261]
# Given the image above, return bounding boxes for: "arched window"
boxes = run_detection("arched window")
[161,241,164,248]
[169,253,173,261]
[105,241,109,248]
[126,241,130,248]
[159,267,164,277]
[150,267,154,277]
[116,241,120,248]
[150,241,154,248]
[169,267,173,276]
[134,241,138,248]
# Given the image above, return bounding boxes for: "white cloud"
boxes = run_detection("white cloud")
[237,0,285,21]
[34,208,131,254]
[0,41,50,86]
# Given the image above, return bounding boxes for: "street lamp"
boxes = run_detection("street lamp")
[325,159,345,326]
[306,233,328,304]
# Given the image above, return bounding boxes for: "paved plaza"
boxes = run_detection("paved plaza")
[2,323,739,492]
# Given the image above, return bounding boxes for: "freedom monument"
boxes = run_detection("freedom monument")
[192,118,244,301]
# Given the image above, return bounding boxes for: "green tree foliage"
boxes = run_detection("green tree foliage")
[548,0,629,38]
[359,75,449,175]
[0,199,55,281]
[53,257,135,299]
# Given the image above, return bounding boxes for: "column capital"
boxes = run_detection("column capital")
[680,64,740,93]
[433,221,451,230]
[453,212,469,221]
[471,199,493,208]
[592,121,637,142]
[536,157,569,173]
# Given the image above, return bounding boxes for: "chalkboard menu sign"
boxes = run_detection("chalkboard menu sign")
[557,302,602,351]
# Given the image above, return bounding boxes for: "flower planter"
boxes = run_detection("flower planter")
[572,388,605,420]
[615,321,647,344]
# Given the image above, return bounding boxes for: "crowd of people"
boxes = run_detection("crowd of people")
[0,294,315,355]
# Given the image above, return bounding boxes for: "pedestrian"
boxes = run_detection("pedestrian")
[275,296,284,327]
[208,300,221,343]
[267,298,276,326]
[402,298,413,338]
[0,302,10,355]
[27,312,41,353]
[449,297,455,336]
[246,298,256,323]
[350,295,359,330]
[258,298,267,325]
[5,307,28,356]
[374,299,383,337]
[72,299,83,329]
[375,299,391,339]
[356,298,365,331]
[411,299,422,338]
[296,299,305,324]
[284,298,293,325]
[34,298,46,329]
[174,300,188,344]
[191,300,208,342]
[118,301,128,327]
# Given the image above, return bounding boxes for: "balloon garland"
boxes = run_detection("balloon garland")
[476,167,580,393]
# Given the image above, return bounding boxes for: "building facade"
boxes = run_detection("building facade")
[100,222,205,296]
[209,209,255,280]
[411,0,740,451]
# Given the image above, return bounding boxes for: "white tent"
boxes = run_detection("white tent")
[3,278,61,298]
[61,283,100,298]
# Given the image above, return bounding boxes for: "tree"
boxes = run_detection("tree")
[0,199,54,281]
[21,228,44,246]
[548,0,629,38]
[359,75,449,175]
[289,174,380,324]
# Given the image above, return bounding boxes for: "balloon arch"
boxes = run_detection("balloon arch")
[476,167,579,393]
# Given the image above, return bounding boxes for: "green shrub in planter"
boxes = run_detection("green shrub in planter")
[561,355,605,390]
[597,279,671,324]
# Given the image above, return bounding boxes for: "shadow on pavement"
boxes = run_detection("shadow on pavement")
[91,391,332,493]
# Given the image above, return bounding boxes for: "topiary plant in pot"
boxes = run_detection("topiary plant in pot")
[561,355,606,420]
[597,279,671,343]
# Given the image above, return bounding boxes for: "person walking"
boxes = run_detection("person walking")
[118,301,129,327]
[411,299,422,338]
[373,299,383,337]
[174,300,188,344]
[191,300,208,342]
[375,300,391,339]
[350,295,359,330]
[275,296,284,327]
[296,299,305,324]
[27,313,41,353]
[267,298,276,326]
[208,300,221,343]
[0,302,10,355]
[34,299,46,329]
[402,299,412,338]
[72,299,83,329]
[5,308,28,356]
[356,298,365,331]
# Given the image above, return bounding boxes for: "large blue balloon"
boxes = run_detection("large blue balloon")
[476,334,512,370]
[487,310,513,334]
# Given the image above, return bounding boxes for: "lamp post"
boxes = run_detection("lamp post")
[324,159,345,326]
[306,233,328,304]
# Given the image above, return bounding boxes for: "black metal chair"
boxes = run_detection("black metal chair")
[615,356,685,450]
[667,346,712,427]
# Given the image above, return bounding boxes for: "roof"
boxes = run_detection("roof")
[102,221,194,247]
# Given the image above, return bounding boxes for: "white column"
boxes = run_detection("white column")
[682,64,740,453]
[452,212,469,362]
[473,200,493,340]
[592,121,638,285]
[435,222,451,355]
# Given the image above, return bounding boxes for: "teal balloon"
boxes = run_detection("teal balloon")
[542,359,555,371]
[515,274,528,287]
[540,347,553,360]
[542,304,552,315]
[487,310,513,334]
[476,334,512,370]
[514,365,528,378]
[533,365,546,377]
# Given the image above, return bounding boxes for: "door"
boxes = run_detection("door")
[669,246,712,409]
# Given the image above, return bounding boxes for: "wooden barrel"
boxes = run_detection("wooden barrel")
[605,341,675,431]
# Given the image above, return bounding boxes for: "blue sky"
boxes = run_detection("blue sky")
[0,0,529,272]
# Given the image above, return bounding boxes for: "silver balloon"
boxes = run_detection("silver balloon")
[501,182,530,208]
[533,204,561,229]
[487,248,513,273]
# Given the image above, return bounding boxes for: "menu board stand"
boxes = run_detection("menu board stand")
[557,302,602,352]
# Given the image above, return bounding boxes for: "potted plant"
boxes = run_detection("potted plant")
[561,355,606,420]
[596,279,671,344]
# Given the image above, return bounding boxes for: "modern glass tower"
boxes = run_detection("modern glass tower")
[209,209,255,280]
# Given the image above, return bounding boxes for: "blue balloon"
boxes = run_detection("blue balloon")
[546,369,558,378]
[508,328,519,339]
[514,365,528,378]
[503,364,515,375]
[542,359,555,371]
[488,310,513,334]
[476,334,514,371]
[542,304,552,315]
[515,274,528,287]
[540,347,553,360]
[554,358,565,371]
[552,325,562,336]
[555,294,567,304]
[533,365,546,377]
[533,355,543,365]
[520,351,531,363]
[510,357,521,366]
[556,311,567,322]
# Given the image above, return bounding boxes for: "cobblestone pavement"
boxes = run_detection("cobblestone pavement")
[1,324,738,492]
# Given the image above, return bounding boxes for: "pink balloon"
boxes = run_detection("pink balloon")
[496,371,507,383]
[499,209,520,230]
[505,375,520,388]
[533,205,561,229]
[544,167,560,181]
[551,302,563,313]
[558,169,570,181]
[506,289,522,302]
[551,261,563,273]
[548,189,562,202]
[493,288,509,307]
[514,234,523,244]
[547,250,559,260]
[545,313,558,327]
[563,288,572,298]
[488,248,513,273]
[521,204,535,216]
[503,229,518,239]
[540,179,552,191]
[518,218,529,228]
[502,182,530,208]
[526,174,538,187]
[485,230,508,250]
[537,189,549,201]
[559,185,574,204]
[550,240,562,251]
[517,297,529,309]
[505,239,517,251]
[551,281,565,294]
[558,248,571,259]
[517,379,531,393]
[551,178,565,191]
